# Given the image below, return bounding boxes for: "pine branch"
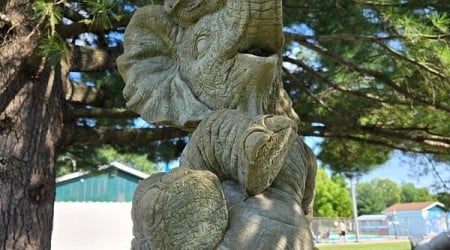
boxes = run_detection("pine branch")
[376,41,446,80]
[285,33,396,43]
[284,32,450,67]
[300,123,448,155]
[282,65,339,115]
[286,35,450,113]
[285,32,450,45]
[300,116,450,154]
[67,108,138,119]
[359,126,450,148]
[61,3,85,22]
[327,134,446,155]
[283,56,415,107]
[63,125,187,146]
[56,14,131,38]
[351,0,450,9]
[423,155,450,191]
[69,45,122,72]
[64,80,104,105]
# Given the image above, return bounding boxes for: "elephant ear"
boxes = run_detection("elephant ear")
[117,5,211,131]
[163,0,225,26]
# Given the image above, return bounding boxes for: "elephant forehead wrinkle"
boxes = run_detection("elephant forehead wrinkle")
[247,2,283,27]
[248,2,282,13]
[246,17,283,25]
[226,0,250,13]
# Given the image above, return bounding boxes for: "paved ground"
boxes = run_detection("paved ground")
[52,202,133,250]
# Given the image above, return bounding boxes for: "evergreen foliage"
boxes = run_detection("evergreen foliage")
[15,0,450,184]
[318,139,390,177]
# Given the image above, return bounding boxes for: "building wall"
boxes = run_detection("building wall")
[387,207,448,236]
[56,170,140,202]
[387,211,425,236]
[52,202,133,250]
[423,207,448,235]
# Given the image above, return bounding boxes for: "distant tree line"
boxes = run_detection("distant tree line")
[314,167,448,217]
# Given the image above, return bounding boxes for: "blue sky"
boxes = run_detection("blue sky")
[360,152,434,188]
[304,137,448,193]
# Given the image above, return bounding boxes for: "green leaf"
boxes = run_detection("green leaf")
[38,35,70,65]
[83,0,121,29]
[32,0,62,34]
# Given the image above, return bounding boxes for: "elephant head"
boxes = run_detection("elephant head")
[117,0,296,131]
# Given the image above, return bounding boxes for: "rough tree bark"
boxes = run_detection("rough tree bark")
[0,1,64,249]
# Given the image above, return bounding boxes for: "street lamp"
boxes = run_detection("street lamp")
[351,175,360,242]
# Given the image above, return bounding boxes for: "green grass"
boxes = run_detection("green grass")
[318,241,411,250]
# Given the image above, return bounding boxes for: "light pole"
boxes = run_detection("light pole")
[393,210,398,239]
[351,175,360,242]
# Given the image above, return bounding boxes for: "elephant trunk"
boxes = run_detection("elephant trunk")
[225,0,284,56]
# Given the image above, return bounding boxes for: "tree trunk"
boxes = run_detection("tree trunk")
[0,1,64,249]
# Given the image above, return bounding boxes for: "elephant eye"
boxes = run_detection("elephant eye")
[196,36,210,57]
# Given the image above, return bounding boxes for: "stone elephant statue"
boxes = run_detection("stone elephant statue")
[117,0,297,131]
[117,0,317,249]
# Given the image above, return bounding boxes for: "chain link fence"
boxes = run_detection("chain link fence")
[312,217,406,244]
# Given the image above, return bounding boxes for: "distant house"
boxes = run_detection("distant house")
[383,202,449,236]
[56,161,150,202]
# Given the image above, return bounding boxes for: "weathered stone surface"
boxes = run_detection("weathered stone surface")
[216,130,317,250]
[117,0,317,249]
[180,109,298,196]
[116,1,294,131]
[131,168,228,249]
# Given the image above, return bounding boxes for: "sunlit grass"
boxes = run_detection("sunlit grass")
[318,241,411,250]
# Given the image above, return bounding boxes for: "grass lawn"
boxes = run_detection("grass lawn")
[318,241,411,250]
